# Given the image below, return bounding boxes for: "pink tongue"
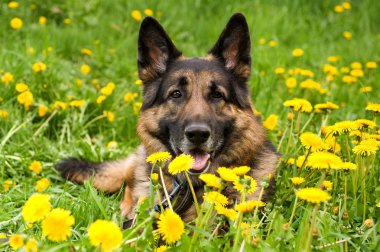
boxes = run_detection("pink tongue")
[189,151,210,171]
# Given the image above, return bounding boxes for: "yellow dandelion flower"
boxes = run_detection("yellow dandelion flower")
[295,155,306,168]
[268,40,277,47]
[359,86,372,93]
[342,2,351,9]
[64,18,71,25]
[22,193,51,223]
[235,200,265,213]
[80,64,91,75]
[292,48,304,57]
[15,82,29,92]
[35,178,50,192]
[144,9,153,16]
[324,135,341,153]
[81,48,92,56]
[376,202,380,208]
[53,101,67,110]
[233,175,257,194]
[296,187,331,204]
[325,121,358,136]
[10,17,23,29]
[285,77,297,89]
[9,234,24,249]
[359,85,374,95]
[283,98,312,113]
[217,167,239,182]
[322,180,333,191]
[131,10,142,21]
[42,208,74,242]
[366,61,377,69]
[263,114,278,131]
[342,75,357,84]
[17,91,33,110]
[88,219,122,251]
[314,102,339,113]
[290,177,305,186]
[124,92,138,102]
[39,16,47,25]
[25,238,38,252]
[96,95,107,104]
[106,141,118,149]
[300,132,329,152]
[157,209,185,244]
[350,69,364,77]
[340,67,350,73]
[199,173,221,189]
[286,158,295,165]
[69,100,85,108]
[168,154,194,174]
[135,79,143,85]
[366,103,380,113]
[214,204,238,220]
[351,62,362,69]
[353,140,379,156]
[146,152,172,164]
[29,161,42,174]
[101,82,116,96]
[306,152,343,169]
[204,191,228,206]
[275,67,285,75]
[232,166,251,176]
[355,119,376,130]
[133,102,142,114]
[1,72,14,84]
[154,245,168,252]
[8,1,19,8]
[343,31,352,40]
[103,110,114,122]
[32,62,46,73]
[327,56,339,62]
[341,161,358,170]
[334,5,344,13]
[259,38,266,45]
[0,110,9,119]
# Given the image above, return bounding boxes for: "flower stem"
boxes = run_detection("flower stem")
[185,172,200,216]
[158,167,173,210]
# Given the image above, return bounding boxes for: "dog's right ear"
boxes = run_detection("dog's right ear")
[138,17,182,83]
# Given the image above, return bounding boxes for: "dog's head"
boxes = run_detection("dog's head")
[137,13,258,174]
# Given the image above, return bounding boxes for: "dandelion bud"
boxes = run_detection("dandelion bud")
[251,237,260,247]
[150,173,159,183]
[343,210,349,220]
[364,219,374,228]
[333,206,339,215]
[312,227,318,237]
[287,112,295,120]
[283,223,289,231]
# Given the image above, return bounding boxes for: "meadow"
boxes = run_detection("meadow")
[0,0,380,251]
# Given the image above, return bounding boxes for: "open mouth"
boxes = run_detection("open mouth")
[178,149,211,173]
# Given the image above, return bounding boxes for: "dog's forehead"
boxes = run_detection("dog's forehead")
[167,57,228,79]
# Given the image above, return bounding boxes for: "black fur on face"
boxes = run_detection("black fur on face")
[137,13,253,170]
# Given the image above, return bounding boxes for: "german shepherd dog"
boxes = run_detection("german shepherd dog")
[57,13,279,223]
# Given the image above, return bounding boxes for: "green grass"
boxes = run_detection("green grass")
[1,0,380,251]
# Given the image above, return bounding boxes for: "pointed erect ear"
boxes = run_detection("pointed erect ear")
[138,17,182,83]
[208,13,251,79]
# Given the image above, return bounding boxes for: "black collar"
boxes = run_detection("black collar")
[123,178,194,229]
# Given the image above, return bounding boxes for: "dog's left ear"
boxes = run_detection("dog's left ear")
[138,17,182,83]
[209,13,251,80]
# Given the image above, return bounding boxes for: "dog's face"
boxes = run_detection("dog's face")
[137,14,256,174]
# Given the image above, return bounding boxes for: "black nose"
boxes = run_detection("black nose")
[185,123,211,145]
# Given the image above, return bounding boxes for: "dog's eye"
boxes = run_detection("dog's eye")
[211,91,223,99]
[170,90,182,99]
